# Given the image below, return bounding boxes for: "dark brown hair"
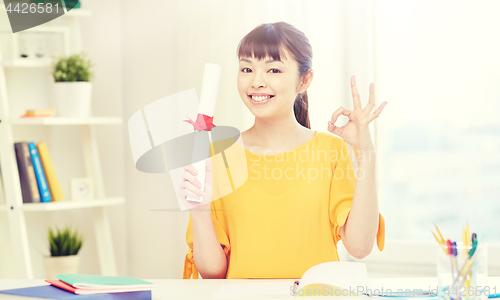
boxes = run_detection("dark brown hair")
[236,22,312,129]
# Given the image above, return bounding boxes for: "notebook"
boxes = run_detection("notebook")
[55,274,155,289]
[295,261,368,297]
[46,279,155,295]
[212,261,368,298]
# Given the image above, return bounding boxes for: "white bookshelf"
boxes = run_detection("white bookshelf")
[22,197,125,211]
[2,58,53,68]
[64,9,92,18]
[24,26,70,33]
[0,8,92,18]
[0,197,125,212]
[11,117,123,125]
[0,8,122,279]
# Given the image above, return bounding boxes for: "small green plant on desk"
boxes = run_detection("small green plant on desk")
[48,226,84,256]
[45,225,84,279]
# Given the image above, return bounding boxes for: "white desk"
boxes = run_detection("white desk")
[0,277,499,299]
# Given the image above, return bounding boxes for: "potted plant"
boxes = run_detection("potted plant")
[43,225,84,279]
[52,52,94,117]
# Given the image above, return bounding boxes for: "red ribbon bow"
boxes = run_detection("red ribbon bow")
[183,113,216,131]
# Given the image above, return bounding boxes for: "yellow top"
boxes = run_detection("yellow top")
[183,131,385,279]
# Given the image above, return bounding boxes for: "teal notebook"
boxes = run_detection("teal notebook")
[55,274,155,289]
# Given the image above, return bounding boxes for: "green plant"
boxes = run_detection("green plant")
[48,225,84,256]
[52,52,94,82]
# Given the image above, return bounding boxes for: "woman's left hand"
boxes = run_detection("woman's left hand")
[327,75,387,151]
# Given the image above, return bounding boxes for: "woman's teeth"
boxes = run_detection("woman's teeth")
[251,95,273,101]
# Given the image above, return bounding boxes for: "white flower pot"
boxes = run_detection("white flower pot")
[53,82,92,118]
[44,254,80,279]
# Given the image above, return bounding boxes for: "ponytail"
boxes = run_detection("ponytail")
[294,91,310,129]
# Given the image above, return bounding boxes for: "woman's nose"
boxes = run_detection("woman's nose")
[251,72,266,88]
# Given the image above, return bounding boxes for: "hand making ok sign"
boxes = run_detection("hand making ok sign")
[327,75,387,151]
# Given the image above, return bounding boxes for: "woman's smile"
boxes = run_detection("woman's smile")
[248,93,275,104]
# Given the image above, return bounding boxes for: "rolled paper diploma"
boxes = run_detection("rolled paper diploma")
[186,63,221,203]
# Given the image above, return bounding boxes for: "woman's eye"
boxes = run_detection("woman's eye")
[268,68,281,74]
[241,68,252,73]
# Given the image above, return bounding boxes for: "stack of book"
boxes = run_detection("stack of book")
[47,274,156,295]
[0,274,155,299]
[14,141,64,203]
[20,107,56,118]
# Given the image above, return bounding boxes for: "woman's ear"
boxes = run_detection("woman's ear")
[297,70,314,94]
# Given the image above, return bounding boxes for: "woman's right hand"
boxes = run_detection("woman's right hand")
[177,157,214,213]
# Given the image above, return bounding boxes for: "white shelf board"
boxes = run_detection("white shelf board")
[24,25,68,33]
[10,117,123,125]
[22,197,125,212]
[0,204,7,211]
[2,59,52,68]
[0,8,91,18]
[65,8,92,17]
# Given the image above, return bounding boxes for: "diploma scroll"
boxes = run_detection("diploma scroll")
[183,63,221,202]
[128,63,248,212]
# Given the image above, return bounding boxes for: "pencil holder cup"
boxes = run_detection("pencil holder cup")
[437,243,488,300]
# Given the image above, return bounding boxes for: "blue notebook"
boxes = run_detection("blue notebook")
[28,142,52,202]
[0,285,152,299]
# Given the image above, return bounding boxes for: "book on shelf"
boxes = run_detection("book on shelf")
[37,141,64,201]
[28,142,52,202]
[14,142,41,203]
[20,106,56,118]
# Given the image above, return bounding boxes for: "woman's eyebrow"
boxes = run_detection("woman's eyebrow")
[239,58,284,64]
[265,59,284,64]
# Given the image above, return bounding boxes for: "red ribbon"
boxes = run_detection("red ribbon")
[183,113,216,131]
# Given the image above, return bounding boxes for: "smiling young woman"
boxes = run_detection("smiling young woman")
[182,22,387,279]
